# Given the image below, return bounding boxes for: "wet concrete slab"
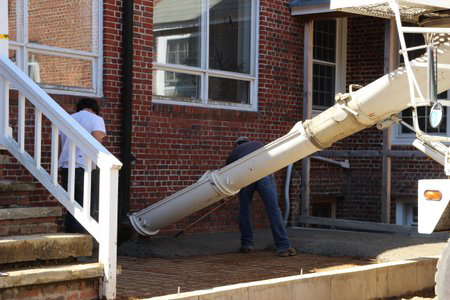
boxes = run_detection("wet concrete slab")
[118,227,449,261]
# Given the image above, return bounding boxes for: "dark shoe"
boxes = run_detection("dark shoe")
[277,247,296,257]
[240,245,254,253]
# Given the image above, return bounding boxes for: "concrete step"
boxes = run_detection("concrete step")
[0,180,35,192]
[0,180,35,207]
[0,233,92,264]
[0,206,62,220]
[0,207,62,236]
[0,263,103,289]
[0,154,10,164]
[0,263,103,299]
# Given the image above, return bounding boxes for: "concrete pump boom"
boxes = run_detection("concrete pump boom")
[129,41,450,236]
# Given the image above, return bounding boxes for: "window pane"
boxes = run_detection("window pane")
[402,22,425,62]
[154,0,201,67]
[8,49,16,65]
[28,52,93,89]
[208,77,249,104]
[209,0,251,74]
[313,19,336,63]
[313,63,335,108]
[28,0,94,52]
[153,70,201,102]
[406,33,425,60]
[401,92,448,134]
[8,0,17,41]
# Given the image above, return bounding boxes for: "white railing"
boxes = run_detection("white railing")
[0,55,122,300]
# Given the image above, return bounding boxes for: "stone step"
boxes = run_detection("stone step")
[0,233,92,264]
[0,154,10,164]
[0,206,62,220]
[0,263,102,298]
[0,180,35,192]
[0,207,62,236]
[0,180,36,207]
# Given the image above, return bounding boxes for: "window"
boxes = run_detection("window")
[153,0,258,110]
[7,0,103,96]
[393,32,450,144]
[312,18,347,111]
[400,92,448,135]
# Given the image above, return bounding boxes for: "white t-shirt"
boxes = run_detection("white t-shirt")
[58,110,106,169]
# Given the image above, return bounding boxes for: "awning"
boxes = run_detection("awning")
[289,0,334,16]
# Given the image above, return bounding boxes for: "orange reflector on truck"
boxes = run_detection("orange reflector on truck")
[424,190,442,201]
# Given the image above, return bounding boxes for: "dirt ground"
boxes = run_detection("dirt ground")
[116,249,375,299]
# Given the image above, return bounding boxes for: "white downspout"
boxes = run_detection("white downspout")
[130,42,450,236]
[283,164,293,226]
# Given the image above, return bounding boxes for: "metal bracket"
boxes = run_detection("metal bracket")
[376,114,401,130]
[335,84,363,117]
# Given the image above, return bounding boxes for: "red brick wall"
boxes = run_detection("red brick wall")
[125,1,302,233]
[3,2,448,237]
[0,278,99,299]
[120,0,304,235]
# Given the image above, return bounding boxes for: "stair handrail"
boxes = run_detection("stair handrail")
[0,54,121,300]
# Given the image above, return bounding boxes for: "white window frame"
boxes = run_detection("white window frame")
[8,0,103,97]
[153,0,259,111]
[311,18,347,115]
[393,96,450,145]
[392,34,450,145]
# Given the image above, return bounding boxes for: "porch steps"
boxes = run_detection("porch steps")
[0,207,103,299]
[0,154,9,164]
[0,180,35,207]
[0,233,92,264]
[0,262,103,289]
[0,206,62,236]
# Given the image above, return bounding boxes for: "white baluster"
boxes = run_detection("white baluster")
[18,94,25,152]
[0,76,8,138]
[83,158,92,218]
[68,141,76,202]
[51,124,59,185]
[34,108,42,168]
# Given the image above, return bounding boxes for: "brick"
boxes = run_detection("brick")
[1,0,444,238]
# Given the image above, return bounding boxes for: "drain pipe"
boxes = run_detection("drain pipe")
[119,0,133,223]
[283,164,293,226]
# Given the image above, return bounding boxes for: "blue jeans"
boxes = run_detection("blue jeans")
[239,174,290,252]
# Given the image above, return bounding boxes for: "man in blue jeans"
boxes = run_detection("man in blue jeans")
[59,98,106,233]
[226,136,296,257]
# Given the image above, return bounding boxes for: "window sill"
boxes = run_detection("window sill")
[152,98,257,112]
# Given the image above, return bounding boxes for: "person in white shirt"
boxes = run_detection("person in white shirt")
[59,98,106,233]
